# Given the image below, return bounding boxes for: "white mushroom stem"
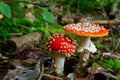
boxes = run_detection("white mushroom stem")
[78,36,97,61]
[54,56,65,75]
[52,52,66,76]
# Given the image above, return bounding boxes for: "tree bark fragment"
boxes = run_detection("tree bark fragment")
[11,32,42,49]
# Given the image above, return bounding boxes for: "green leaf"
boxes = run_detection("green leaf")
[49,5,57,12]
[36,6,54,23]
[96,42,103,49]
[42,8,54,23]
[0,2,11,19]
[117,76,120,80]
[92,62,98,70]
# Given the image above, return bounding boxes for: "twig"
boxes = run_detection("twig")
[17,0,50,7]
[38,62,44,80]
[90,19,120,25]
[115,38,120,50]
[101,52,120,59]
[0,60,9,64]
[42,74,63,80]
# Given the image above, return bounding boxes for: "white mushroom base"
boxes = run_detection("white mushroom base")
[54,56,65,75]
[52,52,67,76]
[78,36,97,61]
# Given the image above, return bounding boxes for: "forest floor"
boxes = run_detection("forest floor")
[0,2,120,80]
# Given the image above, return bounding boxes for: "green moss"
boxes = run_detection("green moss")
[100,58,120,73]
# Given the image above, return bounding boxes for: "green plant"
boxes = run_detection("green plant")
[36,6,55,23]
[100,58,120,73]
[0,74,3,80]
[117,76,120,80]
[0,1,55,40]
[92,62,99,70]
[0,2,11,19]
[53,0,98,15]
[100,0,119,13]
[96,41,104,49]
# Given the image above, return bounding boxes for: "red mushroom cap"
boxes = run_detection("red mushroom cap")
[63,23,109,37]
[46,34,75,56]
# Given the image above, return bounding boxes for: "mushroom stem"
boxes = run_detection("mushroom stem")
[54,55,65,75]
[78,37,91,51]
[78,36,97,61]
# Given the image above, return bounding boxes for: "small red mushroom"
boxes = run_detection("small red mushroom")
[46,33,75,75]
[63,22,109,61]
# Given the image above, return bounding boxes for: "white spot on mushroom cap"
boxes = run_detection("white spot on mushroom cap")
[49,41,53,44]
[52,38,55,41]
[48,45,51,48]
[58,50,61,52]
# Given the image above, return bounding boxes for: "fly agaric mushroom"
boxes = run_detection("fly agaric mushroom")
[46,34,75,75]
[63,22,108,61]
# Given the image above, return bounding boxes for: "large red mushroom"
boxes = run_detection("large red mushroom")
[63,22,109,61]
[46,34,75,75]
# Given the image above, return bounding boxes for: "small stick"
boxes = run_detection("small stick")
[42,74,63,80]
